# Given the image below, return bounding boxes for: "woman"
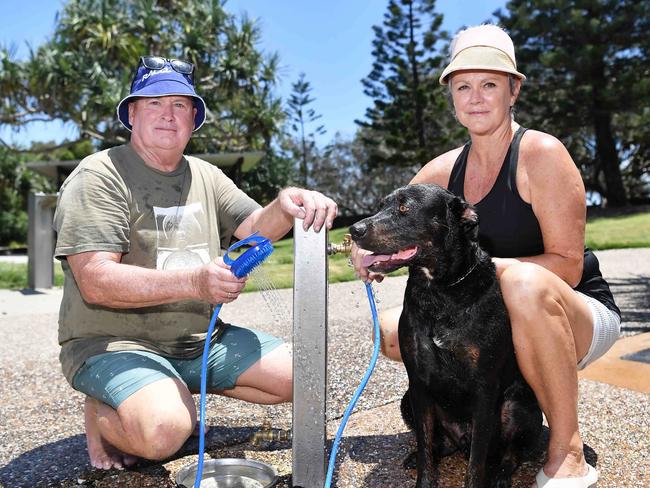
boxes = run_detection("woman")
[352,24,620,488]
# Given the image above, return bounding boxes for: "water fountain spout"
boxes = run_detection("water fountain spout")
[250,421,292,446]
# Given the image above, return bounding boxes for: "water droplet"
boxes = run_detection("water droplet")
[250,267,291,325]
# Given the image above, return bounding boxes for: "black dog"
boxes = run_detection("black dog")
[350,184,542,488]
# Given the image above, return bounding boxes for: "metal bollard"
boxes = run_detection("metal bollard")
[27,192,58,289]
[292,220,328,487]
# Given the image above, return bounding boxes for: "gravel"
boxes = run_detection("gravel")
[0,249,648,487]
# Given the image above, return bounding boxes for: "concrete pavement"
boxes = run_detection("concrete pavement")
[0,248,648,487]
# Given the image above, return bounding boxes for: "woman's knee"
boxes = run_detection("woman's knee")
[378,307,402,362]
[500,262,579,343]
[499,262,562,315]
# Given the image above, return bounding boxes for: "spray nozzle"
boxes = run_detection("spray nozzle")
[223,232,274,278]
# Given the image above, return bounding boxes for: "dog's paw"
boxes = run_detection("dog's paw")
[402,451,418,471]
[490,479,512,488]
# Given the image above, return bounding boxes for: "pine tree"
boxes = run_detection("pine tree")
[496,0,650,206]
[286,72,326,186]
[0,0,285,155]
[0,0,292,212]
[357,0,456,168]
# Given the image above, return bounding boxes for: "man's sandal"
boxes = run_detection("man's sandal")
[535,464,598,487]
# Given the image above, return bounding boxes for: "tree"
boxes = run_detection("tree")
[286,72,326,186]
[238,149,298,205]
[7,0,286,155]
[0,148,29,245]
[0,146,55,246]
[310,131,417,216]
[357,0,460,168]
[616,107,650,203]
[0,0,294,213]
[0,0,287,153]
[496,0,650,206]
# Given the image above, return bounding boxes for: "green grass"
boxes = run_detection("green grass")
[585,212,650,250]
[0,261,65,290]
[1,211,648,290]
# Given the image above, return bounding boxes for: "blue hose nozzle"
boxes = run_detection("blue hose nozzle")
[223,232,274,278]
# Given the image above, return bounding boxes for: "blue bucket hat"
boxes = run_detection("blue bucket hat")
[116,59,206,132]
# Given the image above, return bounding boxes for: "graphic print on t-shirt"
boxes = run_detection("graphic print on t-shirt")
[153,202,210,270]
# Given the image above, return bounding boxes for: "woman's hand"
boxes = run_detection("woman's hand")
[351,242,385,284]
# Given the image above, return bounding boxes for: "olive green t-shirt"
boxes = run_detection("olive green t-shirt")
[53,144,261,385]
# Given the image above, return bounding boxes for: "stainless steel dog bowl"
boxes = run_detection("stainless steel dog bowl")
[176,458,278,488]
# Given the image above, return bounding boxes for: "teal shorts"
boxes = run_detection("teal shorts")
[72,324,284,409]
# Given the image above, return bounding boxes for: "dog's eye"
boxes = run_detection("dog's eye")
[399,204,409,214]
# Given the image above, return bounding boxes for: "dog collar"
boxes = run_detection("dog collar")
[447,261,479,287]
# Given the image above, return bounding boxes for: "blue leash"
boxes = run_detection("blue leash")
[324,282,381,488]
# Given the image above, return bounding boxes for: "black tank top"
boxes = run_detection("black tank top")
[448,127,620,316]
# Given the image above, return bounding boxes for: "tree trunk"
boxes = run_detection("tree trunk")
[407,1,425,150]
[592,112,626,206]
[591,58,627,207]
[300,118,308,187]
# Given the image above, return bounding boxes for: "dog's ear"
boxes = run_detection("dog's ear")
[461,205,479,241]
[448,196,479,241]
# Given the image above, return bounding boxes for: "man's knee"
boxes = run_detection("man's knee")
[275,375,293,403]
[266,347,293,403]
[117,388,195,460]
[128,407,194,460]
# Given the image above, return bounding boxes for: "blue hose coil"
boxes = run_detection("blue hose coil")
[194,232,274,488]
[324,282,381,488]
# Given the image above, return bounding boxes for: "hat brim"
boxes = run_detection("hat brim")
[116,79,206,132]
[439,46,526,85]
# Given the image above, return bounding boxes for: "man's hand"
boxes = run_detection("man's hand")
[351,242,385,284]
[192,257,247,304]
[278,187,338,232]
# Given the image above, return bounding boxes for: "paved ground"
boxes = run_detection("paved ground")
[0,249,648,487]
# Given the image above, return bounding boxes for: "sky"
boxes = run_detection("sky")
[0,0,507,148]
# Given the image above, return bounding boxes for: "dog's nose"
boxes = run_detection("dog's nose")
[350,221,368,241]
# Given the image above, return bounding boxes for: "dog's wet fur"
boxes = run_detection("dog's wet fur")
[350,184,542,488]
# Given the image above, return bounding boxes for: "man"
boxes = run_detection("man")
[53,56,337,470]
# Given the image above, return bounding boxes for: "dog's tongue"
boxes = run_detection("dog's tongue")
[362,246,418,268]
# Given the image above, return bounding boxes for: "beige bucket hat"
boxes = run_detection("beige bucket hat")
[439,24,526,85]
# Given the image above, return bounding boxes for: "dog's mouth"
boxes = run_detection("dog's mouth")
[361,246,419,273]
